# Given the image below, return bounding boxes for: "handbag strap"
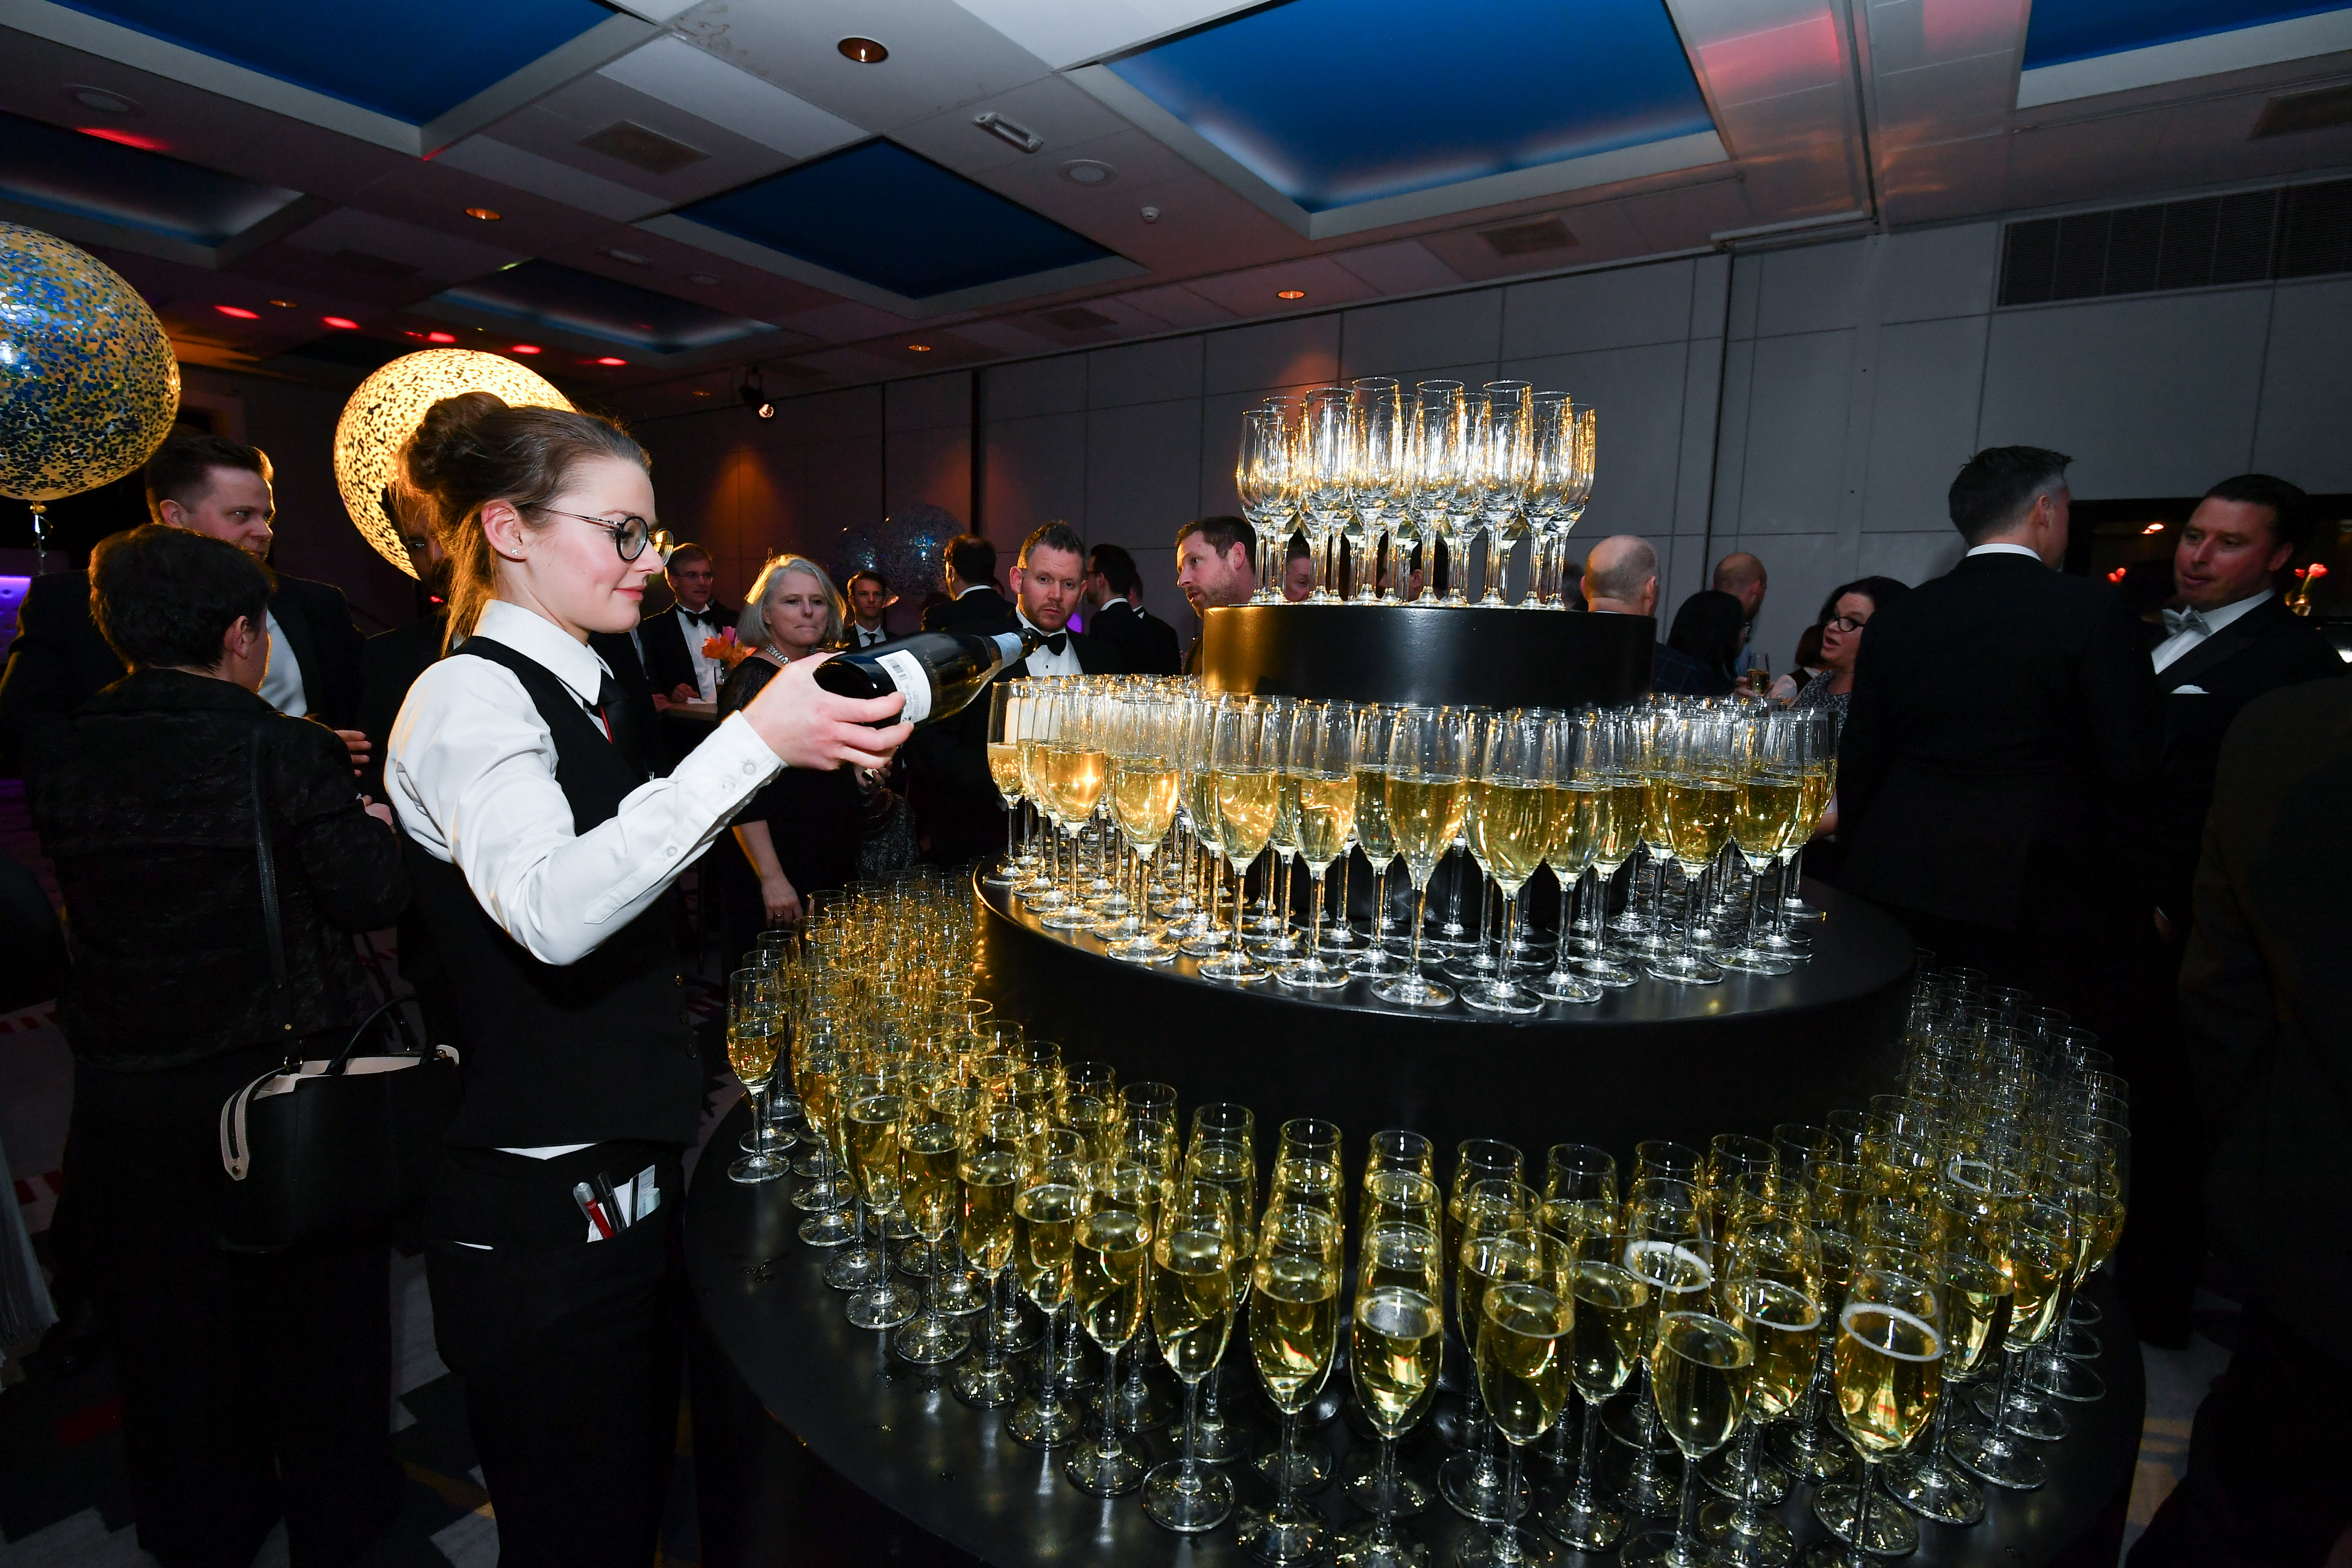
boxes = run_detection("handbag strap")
[249,721,296,1053]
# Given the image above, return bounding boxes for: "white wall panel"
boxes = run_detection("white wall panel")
[1725,529,1847,669]
[884,424,970,524]
[1865,316,1989,530]
[1734,330,1857,533]
[983,412,1087,553]
[884,371,970,432]
[1858,529,1966,589]
[2253,277,2352,493]
[1878,223,1999,323]
[1501,259,1698,357]
[988,355,1090,419]
[1086,401,1203,553]
[1979,289,2271,497]
[1340,291,1504,379]
[1203,316,1341,395]
[1753,241,1869,338]
[1087,337,1204,408]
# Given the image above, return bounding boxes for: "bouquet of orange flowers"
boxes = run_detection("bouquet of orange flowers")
[701,626,753,670]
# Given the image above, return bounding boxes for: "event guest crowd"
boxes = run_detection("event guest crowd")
[0,425,2343,1567]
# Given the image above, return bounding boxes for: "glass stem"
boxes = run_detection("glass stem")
[1988,1344,2022,1444]
[1472,871,1492,964]
[1232,862,1251,952]
[1501,890,1523,986]
[1006,799,1018,866]
[1497,1442,1524,1564]
[1674,1443,1706,1556]
[1680,864,1702,964]
[1276,852,1293,940]
[1100,1342,1122,1460]
[1407,883,1431,983]
[1571,1398,1606,1511]
[1849,1455,1876,1568]
[1376,1433,1401,1533]
[1306,870,1326,957]
[1370,868,1390,948]
[1277,1407,1298,1515]
[1180,1377,1203,1490]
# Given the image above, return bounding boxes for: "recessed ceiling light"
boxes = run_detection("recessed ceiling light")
[838,36,888,62]
[464,206,501,221]
[79,126,168,150]
[685,272,719,286]
[596,356,628,366]
[214,304,259,319]
[605,248,651,266]
[2142,522,2165,534]
[268,298,296,308]
[322,316,359,329]
[425,331,456,343]
[908,343,933,352]
[1059,160,1115,186]
[68,86,136,114]
[693,389,713,397]
[510,344,542,354]
[1276,289,1306,300]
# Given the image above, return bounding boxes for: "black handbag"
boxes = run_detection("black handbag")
[214,723,458,1253]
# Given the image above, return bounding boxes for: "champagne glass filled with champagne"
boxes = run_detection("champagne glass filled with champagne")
[1697,1215,1824,1564]
[726,968,789,1184]
[1880,1212,2013,1527]
[791,1022,857,1245]
[1532,710,1606,1003]
[1619,1241,1753,1568]
[983,681,1033,886]
[1448,1176,1539,1528]
[1645,706,1731,985]
[1100,692,1182,963]
[1144,1177,1244,1533]
[1063,1158,1155,1496]
[1237,1204,1345,1564]
[1278,701,1359,989]
[1721,708,1802,975]
[1374,705,1471,1007]
[841,1064,919,1330]
[1461,1231,1571,1568]
[1463,708,1551,1013]
[1337,1216,1445,1568]
[1348,704,1406,977]
[1016,683,1068,908]
[1948,1195,2071,1491]
[1616,1175,1711,1515]
[891,1098,971,1365]
[1203,696,1278,982]
[1007,1130,1087,1449]
[952,1100,1029,1408]
[1798,1265,1945,1568]
[1177,692,1235,956]
[1038,688,1107,931]
[1542,1244,1648,1552]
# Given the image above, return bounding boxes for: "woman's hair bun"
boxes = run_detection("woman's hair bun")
[402,390,511,498]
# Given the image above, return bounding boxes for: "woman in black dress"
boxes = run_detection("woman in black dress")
[716,554,867,934]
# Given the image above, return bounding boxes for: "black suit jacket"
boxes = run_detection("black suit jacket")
[1086,599,1182,676]
[0,566,360,770]
[1838,551,2163,936]
[2179,678,2352,1353]
[356,611,446,800]
[641,600,736,698]
[2152,596,2343,925]
[922,587,1014,632]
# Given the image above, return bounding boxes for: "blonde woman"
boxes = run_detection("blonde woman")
[716,554,863,926]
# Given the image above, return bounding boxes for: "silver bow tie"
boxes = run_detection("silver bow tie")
[2162,606,2211,638]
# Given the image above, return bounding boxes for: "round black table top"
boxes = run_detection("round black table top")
[975,874,1917,1160]
[689,1100,2144,1568]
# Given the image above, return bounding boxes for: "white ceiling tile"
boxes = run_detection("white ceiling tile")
[281,208,520,278]
[954,317,1063,354]
[597,35,867,158]
[948,0,1263,70]
[1117,283,1237,328]
[438,135,667,221]
[889,74,1136,176]
[1329,240,1465,296]
[1183,255,1380,317]
[670,0,1053,131]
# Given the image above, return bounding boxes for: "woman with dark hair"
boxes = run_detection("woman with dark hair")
[382,392,910,1563]
[1666,589,1745,695]
[25,524,408,1568]
[1794,575,1913,721]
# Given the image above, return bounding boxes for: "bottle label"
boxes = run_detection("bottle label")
[872,649,931,724]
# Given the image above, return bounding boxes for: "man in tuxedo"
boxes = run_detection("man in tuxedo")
[1174,515,1257,674]
[1083,543,1180,675]
[845,570,895,649]
[2128,679,2352,1568]
[922,534,1013,632]
[1583,535,1717,696]
[1838,446,2163,1034]
[639,543,734,706]
[0,433,365,776]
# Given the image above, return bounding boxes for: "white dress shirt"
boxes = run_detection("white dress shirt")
[389,600,783,969]
[852,622,888,649]
[1017,611,1080,678]
[1965,542,2044,562]
[2151,590,2270,675]
[673,604,724,699]
[259,609,308,717]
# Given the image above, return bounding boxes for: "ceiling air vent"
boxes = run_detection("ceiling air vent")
[579,120,708,175]
[328,249,419,279]
[1479,217,1576,257]
[2252,82,2352,139]
[1036,305,1119,331]
[1998,177,2352,306]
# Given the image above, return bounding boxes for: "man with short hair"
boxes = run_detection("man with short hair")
[639,543,735,705]
[1007,524,1120,680]
[923,533,1013,631]
[1713,551,1768,676]
[1837,446,2163,1031]
[845,570,894,649]
[1583,535,1717,696]
[1174,515,1256,672]
[1083,543,1180,675]
[0,432,366,774]
[1281,536,1315,603]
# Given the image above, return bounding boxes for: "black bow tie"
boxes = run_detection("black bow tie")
[679,607,714,627]
[1042,631,1069,656]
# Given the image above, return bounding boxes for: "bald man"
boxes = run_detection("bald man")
[1713,551,1768,676]
[1585,535,1719,696]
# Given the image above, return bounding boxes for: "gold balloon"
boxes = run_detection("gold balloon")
[0,221,180,502]
[334,348,571,578]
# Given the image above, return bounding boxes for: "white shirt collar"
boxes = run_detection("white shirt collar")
[475,600,611,707]
[2188,589,2272,634]
[956,583,993,599]
[1966,543,2044,562]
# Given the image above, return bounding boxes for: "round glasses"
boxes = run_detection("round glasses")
[540,507,673,562]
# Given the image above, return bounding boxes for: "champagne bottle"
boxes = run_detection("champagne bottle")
[811,627,1043,726]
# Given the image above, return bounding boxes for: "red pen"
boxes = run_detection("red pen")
[573,1181,614,1240]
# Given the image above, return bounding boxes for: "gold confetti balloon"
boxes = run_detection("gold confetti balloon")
[334,348,572,578]
[0,222,181,502]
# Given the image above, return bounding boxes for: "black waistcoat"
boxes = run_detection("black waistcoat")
[401,637,700,1149]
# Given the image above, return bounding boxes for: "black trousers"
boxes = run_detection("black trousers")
[2128,1302,2352,1567]
[425,1142,685,1568]
[56,1050,398,1568]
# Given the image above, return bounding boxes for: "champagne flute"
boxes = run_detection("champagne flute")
[1348,378,1405,603]
[1177,693,1235,956]
[1337,1220,1447,1568]
[1016,684,1068,908]
[726,968,789,1184]
[1534,1143,1616,1467]
[1461,1233,1571,1568]
[952,1100,1028,1407]
[1880,1217,2013,1527]
[1474,382,1535,607]
[1440,394,1489,606]
[1798,1265,1945,1568]
[1540,1251,1647,1553]
[983,681,1032,886]
[1950,1194,2072,1486]
[1721,708,1801,976]
[1349,705,1406,976]
[1064,1159,1155,1495]
[1697,1216,1824,1566]
[1007,1129,1086,1449]
[1203,696,1277,982]
[1645,706,1730,985]
[1238,408,1295,606]
[1374,705,1470,1008]
[1258,699,1306,956]
[1300,386,1355,600]
[1279,701,1358,988]
[892,1101,971,1364]
[1532,710,1606,1003]
[1448,1177,1538,1526]
[1464,708,1550,1013]
[1038,688,1107,931]
[1616,1175,1711,1515]
[842,1065,919,1330]
[1620,1233,1750,1568]
[1144,1177,1244,1533]
[1237,1204,1345,1563]
[1100,691,1182,963]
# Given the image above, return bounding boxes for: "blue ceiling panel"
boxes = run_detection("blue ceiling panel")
[51,0,617,123]
[2023,0,2351,68]
[433,260,774,353]
[0,110,303,246]
[676,141,1118,300]
[1104,0,1713,214]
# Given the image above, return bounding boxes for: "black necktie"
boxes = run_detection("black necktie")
[1044,631,1069,656]
[594,674,645,776]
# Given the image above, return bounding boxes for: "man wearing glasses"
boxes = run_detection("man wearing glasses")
[640,543,735,707]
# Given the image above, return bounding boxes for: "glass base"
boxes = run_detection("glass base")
[1022,887,1069,912]
[1039,904,1094,931]
[1143,1459,1235,1533]
[893,1313,970,1365]
[1319,919,1367,952]
[951,1353,1020,1408]
[1645,950,1725,986]
[790,1149,825,1179]
[1454,1524,1556,1567]
[1098,1369,1179,1434]
[845,1281,918,1331]
[1539,1490,1627,1552]
[1251,1435,1332,1493]
[1345,1453,1434,1517]
[1810,1480,1918,1557]
[727,1152,787,1184]
[1771,1421,1854,1482]
[797,1207,856,1247]
[2030,1353,2107,1403]
[1106,934,1178,966]
[2058,1323,2102,1361]
[824,1243,883,1290]
[937,1268,993,1317]
[1374,973,1453,1008]
[1200,950,1272,983]
[1347,945,1402,977]
[792,1174,851,1212]
[1063,1431,1149,1497]
[1236,1502,1329,1565]
[1461,978,1546,1014]
[1334,1518,1430,1568]
[982,1303,1040,1355]
[1441,950,1501,985]
[1008,1391,1082,1449]
[1944,1422,2046,1491]
[1187,1406,1253,1464]
[1717,945,1792,976]
[1532,968,1604,1004]
[1880,1452,1985,1526]
[1700,1441,1790,1505]
[1278,956,1354,989]
[1570,949,1641,988]
[1699,1499,1797,1565]
[1176,924,1233,956]
[1972,1377,2068,1440]
[1439,1450,1522,1524]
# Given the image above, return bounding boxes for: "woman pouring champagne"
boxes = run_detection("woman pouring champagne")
[384,392,910,1567]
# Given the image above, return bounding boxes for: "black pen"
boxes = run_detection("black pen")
[592,1170,628,1230]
